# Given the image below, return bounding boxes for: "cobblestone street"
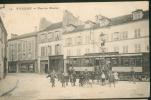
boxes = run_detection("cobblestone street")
[0,73,150,100]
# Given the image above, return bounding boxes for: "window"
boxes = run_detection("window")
[85,35,90,44]
[67,49,71,56]
[123,45,128,53]
[81,58,90,66]
[55,44,61,55]
[114,47,119,52]
[129,58,136,66]
[48,46,52,56]
[121,58,129,66]
[28,41,32,52]
[54,31,61,41]
[122,31,128,40]
[134,28,141,38]
[48,32,54,41]
[132,10,144,20]
[66,38,72,46]
[77,49,81,56]
[135,44,141,53]
[135,56,142,66]
[18,43,22,59]
[112,32,120,41]
[40,33,47,42]
[111,57,119,66]
[41,47,45,57]
[77,36,82,45]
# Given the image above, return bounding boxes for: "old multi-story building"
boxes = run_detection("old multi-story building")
[7,32,38,73]
[63,9,149,71]
[37,10,84,73]
[37,22,63,73]
[0,17,7,79]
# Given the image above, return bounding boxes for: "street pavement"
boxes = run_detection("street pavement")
[0,75,18,97]
[0,73,150,100]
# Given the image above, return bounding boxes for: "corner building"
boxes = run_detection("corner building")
[7,32,38,73]
[0,17,7,79]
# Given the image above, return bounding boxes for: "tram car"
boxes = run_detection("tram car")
[66,52,149,81]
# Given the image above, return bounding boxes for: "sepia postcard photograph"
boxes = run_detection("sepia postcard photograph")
[0,1,150,100]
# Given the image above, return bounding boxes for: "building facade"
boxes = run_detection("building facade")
[7,32,38,73]
[6,9,149,74]
[0,17,7,79]
[37,22,64,73]
[63,9,149,71]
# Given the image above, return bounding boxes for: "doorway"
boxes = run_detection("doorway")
[45,64,48,73]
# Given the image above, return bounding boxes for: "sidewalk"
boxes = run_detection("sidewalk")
[0,75,18,97]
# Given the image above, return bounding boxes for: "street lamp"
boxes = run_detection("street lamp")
[100,33,106,72]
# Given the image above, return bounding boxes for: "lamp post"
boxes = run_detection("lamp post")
[100,33,106,72]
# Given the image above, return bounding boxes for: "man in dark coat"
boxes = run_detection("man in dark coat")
[60,72,66,87]
[84,69,89,85]
[79,72,84,87]
[72,71,77,86]
[108,71,115,87]
[130,67,136,83]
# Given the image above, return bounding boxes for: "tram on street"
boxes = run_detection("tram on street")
[66,52,150,81]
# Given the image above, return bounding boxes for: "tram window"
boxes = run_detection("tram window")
[129,58,135,66]
[94,60,99,66]
[136,58,141,66]
[81,58,89,66]
[85,58,90,66]
[111,58,118,66]
[73,58,77,66]
[81,59,85,66]
[121,58,129,66]
[89,58,94,66]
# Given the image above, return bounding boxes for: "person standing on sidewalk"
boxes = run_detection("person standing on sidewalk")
[130,67,136,84]
[61,72,66,87]
[72,71,77,86]
[101,72,106,86]
[64,72,69,86]
[79,72,84,87]
[108,71,115,87]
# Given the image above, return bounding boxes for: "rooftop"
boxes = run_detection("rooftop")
[8,32,37,41]
[63,10,149,34]
[43,22,62,31]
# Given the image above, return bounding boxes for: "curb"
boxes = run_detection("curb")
[0,80,19,97]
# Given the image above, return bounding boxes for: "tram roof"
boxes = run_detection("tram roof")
[67,53,148,59]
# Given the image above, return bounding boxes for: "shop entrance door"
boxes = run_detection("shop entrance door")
[45,64,48,73]
[49,55,64,73]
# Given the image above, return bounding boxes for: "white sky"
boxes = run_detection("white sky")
[0,1,149,39]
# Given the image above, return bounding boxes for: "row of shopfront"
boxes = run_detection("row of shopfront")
[8,55,64,73]
[8,52,150,75]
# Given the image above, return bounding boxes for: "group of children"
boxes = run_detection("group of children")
[47,68,119,88]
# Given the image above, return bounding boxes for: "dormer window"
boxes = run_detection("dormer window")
[84,20,96,29]
[99,18,110,27]
[95,14,110,27]
[132,9,144,20]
